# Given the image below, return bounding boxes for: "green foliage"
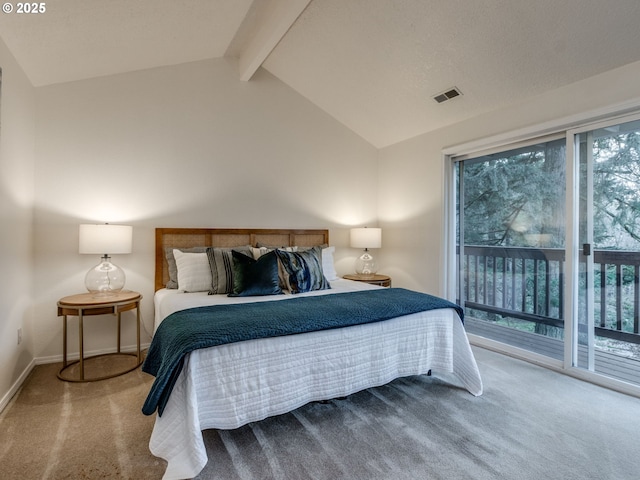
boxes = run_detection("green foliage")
[459,128,640,250]
[460,139,566,247]
[590,131,640,249]
[459,122,640,346]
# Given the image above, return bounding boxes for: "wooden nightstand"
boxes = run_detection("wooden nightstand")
[57,290,143,382]
[343,274,392,288]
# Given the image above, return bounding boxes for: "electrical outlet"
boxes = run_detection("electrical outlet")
[17,328,22,345]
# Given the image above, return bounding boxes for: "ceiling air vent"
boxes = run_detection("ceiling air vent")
[433,87,462,104]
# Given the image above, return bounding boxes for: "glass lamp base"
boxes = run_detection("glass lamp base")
[85,256,126,294]
[355,250,378,275]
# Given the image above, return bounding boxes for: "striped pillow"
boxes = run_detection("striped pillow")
[206,246,252,294]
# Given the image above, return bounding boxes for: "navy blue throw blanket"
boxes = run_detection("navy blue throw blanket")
[142,288,463,416]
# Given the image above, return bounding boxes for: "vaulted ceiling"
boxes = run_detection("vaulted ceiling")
[2,0,640,148]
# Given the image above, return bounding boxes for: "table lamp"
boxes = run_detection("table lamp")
[79,224,133,294]
[350,227,382,275]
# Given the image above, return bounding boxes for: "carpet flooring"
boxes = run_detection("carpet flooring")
[1,347,639,479]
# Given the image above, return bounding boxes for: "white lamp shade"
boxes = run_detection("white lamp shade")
[79,224,133,255]
[350,227,382,249]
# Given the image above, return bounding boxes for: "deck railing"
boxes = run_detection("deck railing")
[460,245,640,345]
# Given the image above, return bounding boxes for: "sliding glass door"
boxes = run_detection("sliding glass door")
[451,114,640,388]
[455,137,567,360]
[574,118,640,384]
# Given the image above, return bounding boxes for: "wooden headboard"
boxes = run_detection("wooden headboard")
[155,228,329,291]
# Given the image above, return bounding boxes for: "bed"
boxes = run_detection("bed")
[143,228,483,480]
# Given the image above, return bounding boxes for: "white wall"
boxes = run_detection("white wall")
[32,58,379,360]
[0,37,36,409]
[378,59,640,296]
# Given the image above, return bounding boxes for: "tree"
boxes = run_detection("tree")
[590,131,640,249]
[460,138,566,248]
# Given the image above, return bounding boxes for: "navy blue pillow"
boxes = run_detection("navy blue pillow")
[228,250,283,297]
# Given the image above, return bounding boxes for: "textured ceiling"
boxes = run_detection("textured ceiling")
[264,0,640,147]
[1,0,640,148]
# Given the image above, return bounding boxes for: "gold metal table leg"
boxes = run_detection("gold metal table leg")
[117,312,122,354]
[78,309,84,381]
[136,301,141,362]
[62,315,68,368]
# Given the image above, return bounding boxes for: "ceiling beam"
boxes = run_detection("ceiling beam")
[233,0,311,81]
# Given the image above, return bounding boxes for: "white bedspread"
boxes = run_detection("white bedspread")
[148,280,483,480]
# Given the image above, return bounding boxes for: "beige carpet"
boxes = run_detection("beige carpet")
[0,355,165,479]
[2,348,640,479]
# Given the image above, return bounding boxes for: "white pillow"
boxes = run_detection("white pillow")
[322,246,338,281]
[173,249,212,292]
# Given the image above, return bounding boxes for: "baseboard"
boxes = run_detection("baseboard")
[0,358,36,415]
[468,333,564,370]
[0,342,150,414]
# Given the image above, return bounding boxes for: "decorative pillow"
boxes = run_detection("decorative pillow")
[228,250,282,297]
[275,246,331,294]
[293,243,329,252]
[252,246,297,259]
[252,247,299,290]
[206,246,253,294]
[165,246,208,289]
[173,249,212,293]
[285,245,337,281]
